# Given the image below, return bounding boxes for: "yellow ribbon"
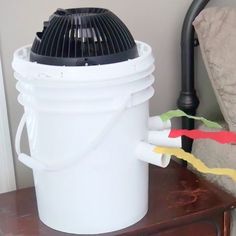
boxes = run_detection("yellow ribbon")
[154,146,236,182]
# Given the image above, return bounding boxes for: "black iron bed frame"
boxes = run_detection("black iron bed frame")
[177,0,211,161]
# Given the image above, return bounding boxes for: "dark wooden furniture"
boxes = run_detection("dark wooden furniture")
[0,161,236,236]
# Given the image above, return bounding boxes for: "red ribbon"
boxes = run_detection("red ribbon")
[169,129,236,144]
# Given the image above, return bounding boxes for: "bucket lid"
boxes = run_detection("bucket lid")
[30,8,139,66]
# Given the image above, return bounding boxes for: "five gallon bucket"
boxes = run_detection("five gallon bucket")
[13,41,175,234]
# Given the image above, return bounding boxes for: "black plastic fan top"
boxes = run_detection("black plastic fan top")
[30,8,139,66]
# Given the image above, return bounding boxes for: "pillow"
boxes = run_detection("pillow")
[191,121,236,236]
[193,7,236,131]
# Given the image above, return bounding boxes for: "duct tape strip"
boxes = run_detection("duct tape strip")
[169,129,236,144]
[160,109,222,129]
[154,146,236,182]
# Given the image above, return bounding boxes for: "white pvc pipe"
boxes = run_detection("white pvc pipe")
[148,130,181,148]
[148,116,171,130]
[135,141,170,168]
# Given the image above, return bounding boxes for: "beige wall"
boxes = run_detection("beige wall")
[0,0,235,188]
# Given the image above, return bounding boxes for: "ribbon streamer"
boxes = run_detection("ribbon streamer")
[154,146,236,182]
[169,129,236,144]
[160,109,222,129]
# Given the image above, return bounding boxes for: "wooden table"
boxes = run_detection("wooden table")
[0,161,236,236]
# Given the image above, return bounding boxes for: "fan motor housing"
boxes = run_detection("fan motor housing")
[30,8,139,66]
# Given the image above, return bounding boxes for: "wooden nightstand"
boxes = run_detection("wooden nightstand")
[0,161,236,236]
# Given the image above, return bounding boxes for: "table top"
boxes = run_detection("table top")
[0,161,236,236]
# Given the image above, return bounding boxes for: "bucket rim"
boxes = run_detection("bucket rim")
[16,76,154,102]
[18,87,154,114]
[12,41,155,83]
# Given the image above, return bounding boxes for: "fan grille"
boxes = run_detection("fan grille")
[30,8,138,66]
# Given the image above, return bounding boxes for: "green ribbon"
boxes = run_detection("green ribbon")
[160,109,222,129]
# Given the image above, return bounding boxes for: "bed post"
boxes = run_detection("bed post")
[177,0,210,165]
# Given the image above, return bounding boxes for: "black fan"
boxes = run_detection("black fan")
[30,8,138,66]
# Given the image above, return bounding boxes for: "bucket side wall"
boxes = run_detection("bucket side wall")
[30,102,149,234]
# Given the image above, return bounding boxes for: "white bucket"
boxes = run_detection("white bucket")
[12,41,179,234]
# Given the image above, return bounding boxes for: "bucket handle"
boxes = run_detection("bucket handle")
[15,94,131,172]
